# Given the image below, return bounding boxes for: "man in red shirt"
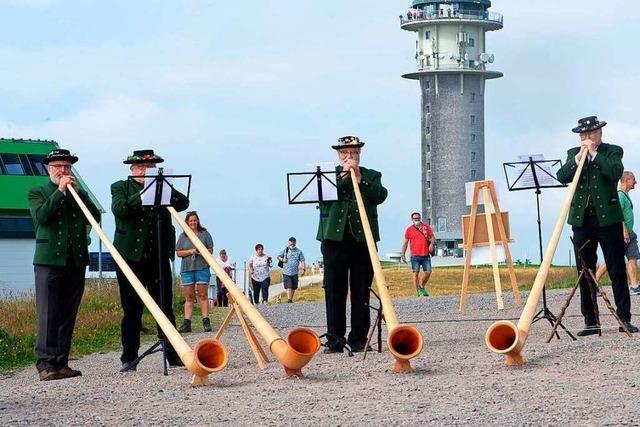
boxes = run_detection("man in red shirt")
[400,212,436,296]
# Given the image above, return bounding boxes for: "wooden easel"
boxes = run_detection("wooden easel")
[214,294,269,369]
[459,180,521,313]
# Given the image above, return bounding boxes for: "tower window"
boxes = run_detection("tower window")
[426,126,430,134]
[426,144,431,152]
[469,38,475,47]
[471,152,476,161]
[425,31,430,39]
[437,217,447,233]
[426,199,432,208]
[426,180,431,189]
[471,134,476,143]
[425,80,430,89]
[427,162,431,171]
[470,115,476,125]
[426,105,430,113]
[471,170,477,179]
[471,92,476,103]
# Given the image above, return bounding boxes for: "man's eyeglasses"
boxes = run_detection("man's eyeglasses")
[48,164,72,170]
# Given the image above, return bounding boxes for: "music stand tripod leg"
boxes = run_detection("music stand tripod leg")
[363,288,383,361]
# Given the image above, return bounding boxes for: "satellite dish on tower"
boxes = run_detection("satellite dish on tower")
[479,53,490,63]
[489,54,495,63]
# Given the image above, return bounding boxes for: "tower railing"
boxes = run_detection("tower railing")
[400,10,502,26]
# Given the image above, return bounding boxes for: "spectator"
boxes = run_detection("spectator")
[277,237,306,303]
[175,211,214,333]
[216,249,235,307]
[595,171,640,295]
[249,243,272,304]
[400,212,436,296]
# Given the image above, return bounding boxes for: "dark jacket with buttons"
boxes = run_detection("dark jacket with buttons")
[28,181,101,267]
[556,142,624,227]
[316,166,388,242]
[111,179,189,262]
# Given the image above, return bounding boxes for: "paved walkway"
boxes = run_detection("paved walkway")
[269,273,323,301]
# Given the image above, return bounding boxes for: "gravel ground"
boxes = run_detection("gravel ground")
[1,288,639,426]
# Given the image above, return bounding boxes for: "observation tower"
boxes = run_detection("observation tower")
[400,0,503,254]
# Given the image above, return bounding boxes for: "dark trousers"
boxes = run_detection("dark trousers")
[573,216,631,324]
[321,239,373,348]
[216,277,229,307]
[34,264,85,371]
[251,278,270,303]
[116,257,179,364]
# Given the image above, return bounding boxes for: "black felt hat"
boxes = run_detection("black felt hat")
[42,149,78,165]
[331,135,365,150]
[123,149,165,165]
[572,116,607,133]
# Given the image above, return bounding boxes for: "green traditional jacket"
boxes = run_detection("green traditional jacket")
[316,166,388,242]
[111,179,189,262]
[556,142,624,227]
[28,181,101,267]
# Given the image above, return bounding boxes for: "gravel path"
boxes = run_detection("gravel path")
[1,288,639,426]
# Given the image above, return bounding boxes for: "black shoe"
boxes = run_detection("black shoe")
[202,317,212,333]
[619,321,639,333]
[350,344,373,353]
[167,355,184,367]
[577,325,601,337]
[287,299,293,303]
[178,319,191,333]
[322,346,344,354]
[57,366,82,378]
[38,367,64,381]
[120,361,138,372]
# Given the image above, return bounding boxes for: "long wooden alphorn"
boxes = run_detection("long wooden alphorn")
[67,186,228,386]
[349,168,424,372]
[167,207,320,377]
[485,147,588,365]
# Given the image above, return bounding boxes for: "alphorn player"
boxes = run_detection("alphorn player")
[111,149,190,371]
[318,136,388,353]
[556,116,638,335]
[28,149,101,381]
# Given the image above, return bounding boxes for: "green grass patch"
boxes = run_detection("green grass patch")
[0,278,223,374]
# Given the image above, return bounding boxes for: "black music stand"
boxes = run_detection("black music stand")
[503,156,576,340]
[120,168,192,374]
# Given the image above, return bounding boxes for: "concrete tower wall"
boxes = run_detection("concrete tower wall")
[420,74,485,242]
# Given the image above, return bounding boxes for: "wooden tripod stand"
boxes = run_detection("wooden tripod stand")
[214,294,269,369]
[460,180,521,313]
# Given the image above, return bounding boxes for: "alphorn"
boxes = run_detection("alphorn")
[168,207,321,377]
[349,169,424,372]
[67,186,228,386]
[485,147,588,365]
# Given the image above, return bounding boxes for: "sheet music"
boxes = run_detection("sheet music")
[511,154,558,189]
[141,167,172,206]
[290,162,338,203]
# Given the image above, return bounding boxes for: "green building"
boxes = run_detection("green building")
[0,138,104,293]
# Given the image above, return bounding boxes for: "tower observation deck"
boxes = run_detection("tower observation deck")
[400,0,503,255]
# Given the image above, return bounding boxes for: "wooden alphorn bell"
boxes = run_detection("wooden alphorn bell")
[349,168,424,372]
[67,186,228,386]
[167,207,321,377]
[485,147,588,365]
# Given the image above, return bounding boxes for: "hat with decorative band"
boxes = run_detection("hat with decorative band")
[42,148,78,165]
[572,116,607,133]
[123,149,165,164]
[331,135,365,150]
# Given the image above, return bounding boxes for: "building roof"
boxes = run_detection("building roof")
[0,138,105,214]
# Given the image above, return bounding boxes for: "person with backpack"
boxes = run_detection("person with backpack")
[277,237,306,303]
[400,211,436,296]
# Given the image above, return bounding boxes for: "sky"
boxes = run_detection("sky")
[1,0,639,268]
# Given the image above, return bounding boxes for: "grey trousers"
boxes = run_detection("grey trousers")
[34,264,85,371]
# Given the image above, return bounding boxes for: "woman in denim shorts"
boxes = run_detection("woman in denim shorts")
[176,212,214,332]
